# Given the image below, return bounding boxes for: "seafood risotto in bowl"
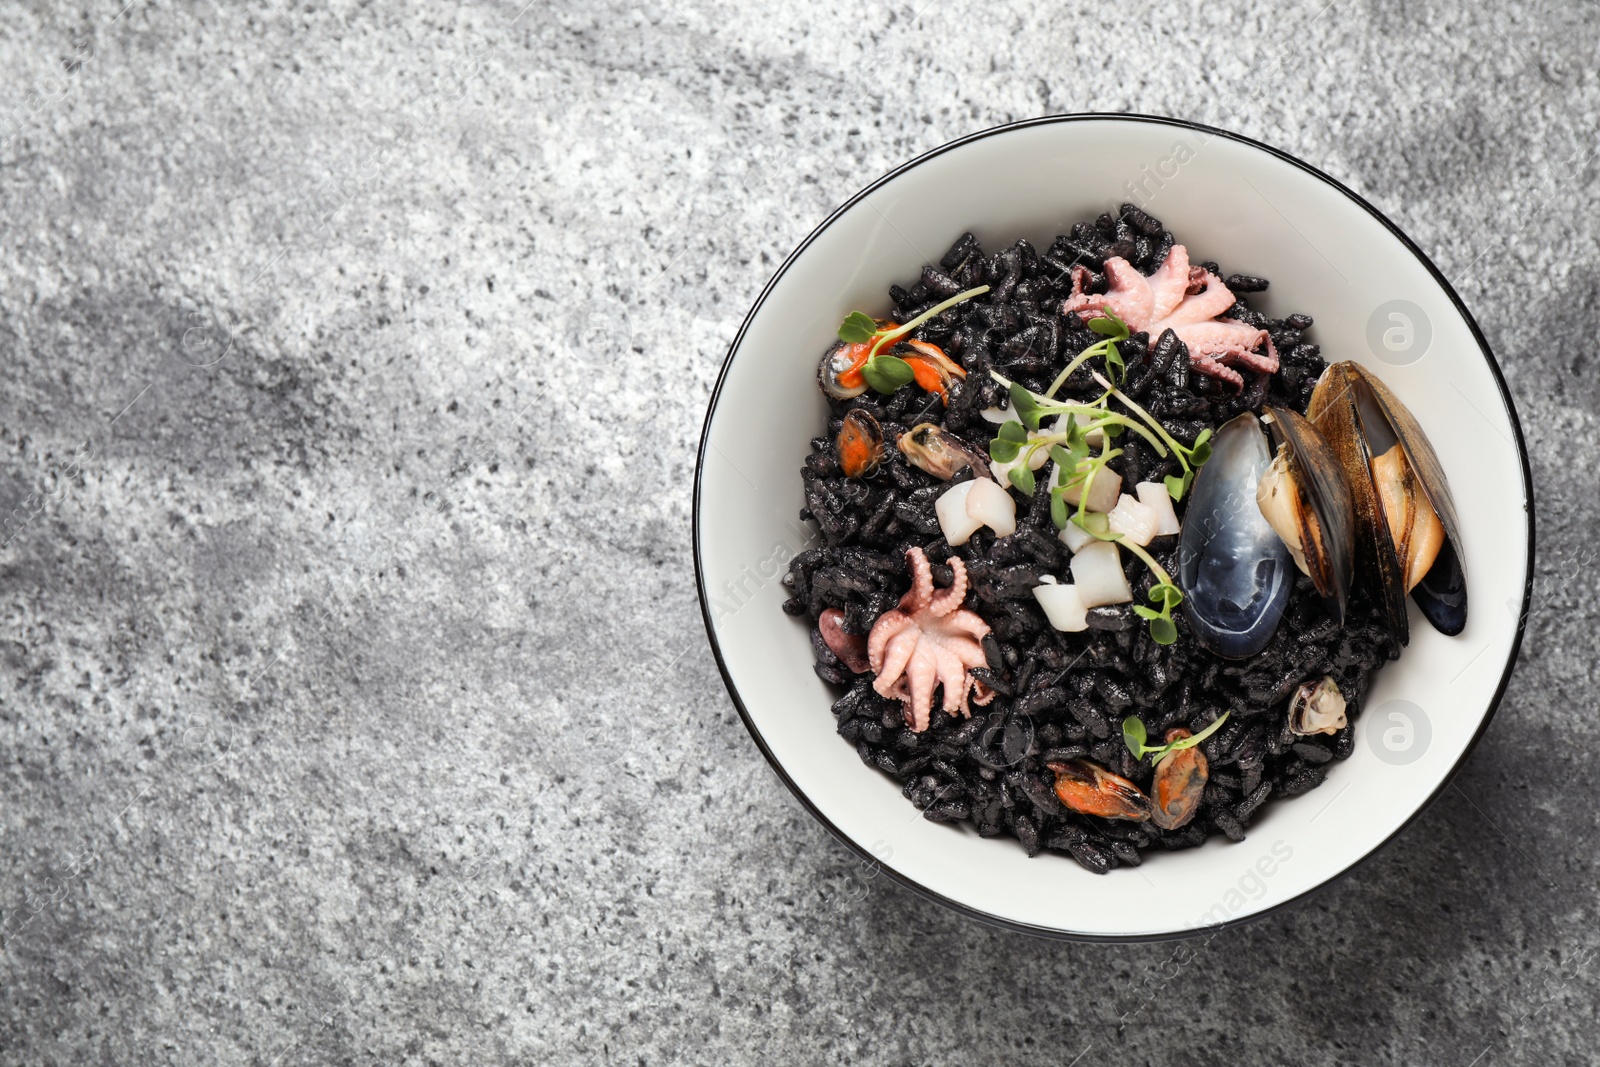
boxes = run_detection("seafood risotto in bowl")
[694,116,1531,940]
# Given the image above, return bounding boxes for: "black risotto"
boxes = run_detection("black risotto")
[780,203,1400,873]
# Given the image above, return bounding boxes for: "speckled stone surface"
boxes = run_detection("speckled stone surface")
[1,2,1596,1064]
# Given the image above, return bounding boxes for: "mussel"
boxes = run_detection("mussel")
[1255,405,1356,623]
[1288,675,1346,736]
[1047,759,1153,822]
[896,339,966,403]
[835,409,884,479]
[898,422,990,481]
[1307,361,1467,640]
[1179,413,1296,659]
[818,340,873,400]
[1150,729,1207,831]
[818,334,966,403]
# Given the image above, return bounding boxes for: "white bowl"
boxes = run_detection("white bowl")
[694,115,1531,941]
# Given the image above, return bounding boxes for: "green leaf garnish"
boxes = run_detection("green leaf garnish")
[1049,487,1068,529]
[838,311,877,344]
[1122,716,1148,754]
[861,354,913,394]
[1164,470,1193,502]
[1122,710,1231,761]
[989,419,1029,462]
[1008,382,1044,431]
[989,438,1021,462]
[1008,464,1036,496]
[1129,580,1185,643]
[1088,317,1122,337]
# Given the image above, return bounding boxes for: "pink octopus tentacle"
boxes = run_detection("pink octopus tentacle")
[903,651,937,732]
[934,648,969,714]
[866,611,911,674]
[1147,243,1191,322]
[1063,257,1153,331]
[1099,258,1154,330]
[925,556,969,617]
[1149,272,1236,333]
[935,608,991,642]
[1187,351,1245,390]
[873,627,921,697]
[898,547,934,613]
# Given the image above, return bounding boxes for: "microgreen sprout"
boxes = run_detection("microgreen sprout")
[835,286,990,395]
[1122,710,1231,762]
[985,371,1190,645]
[1087,370,1214,501]
[1043,310,1129,397]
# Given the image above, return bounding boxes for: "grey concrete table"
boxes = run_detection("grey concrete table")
[1,2,1595,1064]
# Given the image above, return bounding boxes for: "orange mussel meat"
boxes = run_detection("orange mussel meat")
[1048,759,1153,822]
[835,409,885,479]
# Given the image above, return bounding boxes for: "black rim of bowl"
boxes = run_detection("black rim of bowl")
[691,112,1535,943]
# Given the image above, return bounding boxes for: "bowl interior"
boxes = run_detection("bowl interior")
[696,117,1528,939]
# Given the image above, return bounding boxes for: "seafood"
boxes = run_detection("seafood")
[818,339,873,400]
[897,339,966,403]
[1070,540,1133,608]
[1150,729,1208,831]
[1255,405,1357,622]
[866,547,994,732]
[897,422,990,481]
[1062,244,1279,389]
[1048,759,1153,822]
[788,217,1426,872]
[1288,675,1347,736]
[1032,575,1089,632]
[1178,413,1295,658]
[835,409,884,479]
[1308,361,1467,640]
[934,477,1016,545]
[817,607,870,674]
[818,336,965,403]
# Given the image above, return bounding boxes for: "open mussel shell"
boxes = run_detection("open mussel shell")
[1307,362,1467,641]
[1179,413,1295,659]
[835,408,884,479]
[897,422,990,481]
[818,339,870,400]
[1260,405,1356,623]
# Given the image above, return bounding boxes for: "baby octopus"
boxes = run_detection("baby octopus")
[867,547,994,732]
[1063,244,1279,389]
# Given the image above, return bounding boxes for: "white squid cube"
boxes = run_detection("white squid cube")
[1070,540,1133,607]
[935,480,984,546]
[1059,518,1096,553]
[1136,481,1182,536]
[1033,580,1089,632]
[1106,493,1160,547]
[1061,467,1121,513]
[965,477,1018,537]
